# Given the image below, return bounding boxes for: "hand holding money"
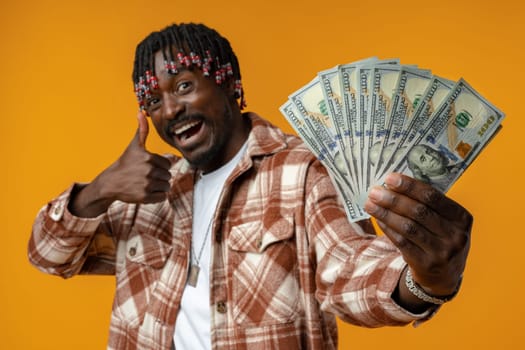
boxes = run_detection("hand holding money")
[365,173,471,301]
[280,57,504,223]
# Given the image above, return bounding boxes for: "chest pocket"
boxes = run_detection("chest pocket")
[125,233,173,269]
[228,212,300,327]
[114,230,173,328]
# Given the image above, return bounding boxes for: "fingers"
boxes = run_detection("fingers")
[383,173,473,231]
[129,110,149,150]
[109,111,173,205]
[365,185,466,289]
[364,172,472,250]
[150,153,173,170]
[365,173,471,260]
[137,110,149,149]
[365,186,439,252]
[129,112,172,170]
[141,155,172,200]
[365,173,471,295]
[145,179,171,197]
[366,184,443,238]
[146,165,172,183]
[140,189,169,204]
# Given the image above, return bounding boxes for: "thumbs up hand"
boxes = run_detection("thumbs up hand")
[136,108,150,149]
[68,112,172,218]
[107,111,172,204]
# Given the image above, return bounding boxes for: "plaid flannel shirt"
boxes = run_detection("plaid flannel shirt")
[29,113,429,350]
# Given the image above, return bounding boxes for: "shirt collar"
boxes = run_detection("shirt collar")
[174,112,288,178]
[243,112,288,158]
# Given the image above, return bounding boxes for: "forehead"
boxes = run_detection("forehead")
[153,50,171,74]
[151,49,195,80]
[408,146,427,162]
[152,47,180,67]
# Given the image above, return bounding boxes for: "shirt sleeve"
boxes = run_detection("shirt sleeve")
[304,160,435,327]
[28,183,120,278]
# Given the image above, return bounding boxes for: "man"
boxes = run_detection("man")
[28,23,472,350]
[407,144,464,192]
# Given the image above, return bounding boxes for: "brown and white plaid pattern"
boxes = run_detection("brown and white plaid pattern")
[28,113,430,350]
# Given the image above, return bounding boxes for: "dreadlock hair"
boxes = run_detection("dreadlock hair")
[132,23,246,111]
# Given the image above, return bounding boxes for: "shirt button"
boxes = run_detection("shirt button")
[128,247,137,257]
[256,238,263,249]
[216,301,227,314]
[50,202,65,221]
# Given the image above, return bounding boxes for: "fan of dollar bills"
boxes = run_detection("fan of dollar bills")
[280,57,504,223]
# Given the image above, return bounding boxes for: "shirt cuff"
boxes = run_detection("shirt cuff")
[378,255,439,326]
[44,183,105,236]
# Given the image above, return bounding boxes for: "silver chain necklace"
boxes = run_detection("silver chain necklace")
[187,169,215,288]
[187,216,213,287]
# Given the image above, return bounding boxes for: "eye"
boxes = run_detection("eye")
[176,81,193,94]
[147,97,160,106]
[145,97,161,113]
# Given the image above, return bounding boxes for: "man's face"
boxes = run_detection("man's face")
[408,145,447,176]
[144,50,244,173]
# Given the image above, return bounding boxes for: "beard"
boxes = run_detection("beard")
[185,104,235,172]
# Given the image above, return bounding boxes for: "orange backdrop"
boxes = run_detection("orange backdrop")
[2,0,524,349]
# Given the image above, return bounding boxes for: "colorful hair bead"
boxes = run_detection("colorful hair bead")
[134,83,142,98]
[170,60,178,74]
[177,52,184,65]
[190,52,201,67]
[234,80,242,97]
[225,63,233,77]
[150,76,159,90]
[183,55,191,67]
[215,70,223,84]
[202,58,211,76]
[205,50,213,63]
[145,70,153,84]
[202,62,210,77]
[164,60,176,74]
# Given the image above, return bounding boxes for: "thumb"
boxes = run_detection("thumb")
[135,110,149,149]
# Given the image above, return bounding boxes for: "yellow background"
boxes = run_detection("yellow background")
[2,0,524,349]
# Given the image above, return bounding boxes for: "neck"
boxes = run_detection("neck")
[197,111,251,174]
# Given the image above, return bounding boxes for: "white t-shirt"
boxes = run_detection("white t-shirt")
[173,142,248,350]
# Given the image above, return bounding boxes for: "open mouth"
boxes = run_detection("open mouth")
[172,120,204,142]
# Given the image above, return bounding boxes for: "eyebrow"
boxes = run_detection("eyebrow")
[157,65,192,79]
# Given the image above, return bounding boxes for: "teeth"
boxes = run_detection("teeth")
[174,120,200,135]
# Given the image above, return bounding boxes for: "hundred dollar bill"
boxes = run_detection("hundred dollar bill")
[357,59,400,198]
[366,64,402,187]
[377,76,455,179]
[391,78,504,193]
[280,99,352,191]
[356,64,375,194]
[318,66,360,193]
[288,77,357,195]
[373,67,432,180]
[280,100,328,161]
[280,100,368,222]
[338,58,378,197]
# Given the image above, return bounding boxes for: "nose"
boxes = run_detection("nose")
[161,93,185,120]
